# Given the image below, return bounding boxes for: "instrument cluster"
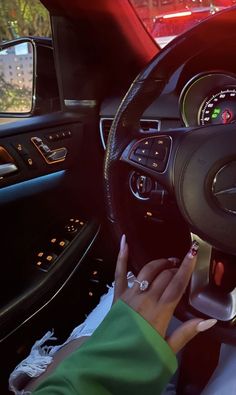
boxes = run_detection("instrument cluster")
[180,72,236,127]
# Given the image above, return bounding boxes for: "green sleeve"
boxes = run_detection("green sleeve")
[33,300,177,395]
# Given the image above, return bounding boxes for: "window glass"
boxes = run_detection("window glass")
[0,42,34,113]
[0,0,51,43]
[130,0,235,47]
[0,1,51,116]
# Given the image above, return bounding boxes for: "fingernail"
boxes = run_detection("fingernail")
[197,319,217,332]
[120,234,126,252]
[188,240,199,259]
[168,257,180,265]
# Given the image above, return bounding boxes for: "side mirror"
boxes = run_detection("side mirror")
[0,39,35,114]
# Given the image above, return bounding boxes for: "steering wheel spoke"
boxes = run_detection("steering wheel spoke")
[121,133,173,185]
[189,234,236,322]
[121,133,171,170]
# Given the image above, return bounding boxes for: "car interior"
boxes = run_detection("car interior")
[0,1,236,394]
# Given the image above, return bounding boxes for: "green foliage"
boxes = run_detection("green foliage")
[0,74,32,113]
[0,0,51,42]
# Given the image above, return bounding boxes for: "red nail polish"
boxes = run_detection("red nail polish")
[188,241,199,258]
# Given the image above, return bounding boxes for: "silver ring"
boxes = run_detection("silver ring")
[133,279,149,291]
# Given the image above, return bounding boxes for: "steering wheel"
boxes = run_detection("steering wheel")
[104,7,236,343]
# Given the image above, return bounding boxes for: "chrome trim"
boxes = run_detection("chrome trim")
[129,171,152,201]
[99,117,113,150]
[0,163,18,176]
[139,118,161,133]
[214,187,236,196]
[0,225,100,343]
[99,117,161,150]
[64,99,97,108]
[189,234,236,321]
[31,137,67,164]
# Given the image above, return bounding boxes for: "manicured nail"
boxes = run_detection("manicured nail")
[197,319,217,332]
[188,240,199,259]
[120,234,126,252]
[168,257,180,265]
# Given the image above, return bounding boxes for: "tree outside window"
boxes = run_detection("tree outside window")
[0,0,51,43]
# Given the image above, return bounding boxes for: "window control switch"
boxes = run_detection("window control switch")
[64,218,86,238]
[57,239,69,251]
[35,252,58,272]
[49,237,70,253]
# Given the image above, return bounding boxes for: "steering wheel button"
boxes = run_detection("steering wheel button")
[147,158,165,172]
[135,147,149,156]
[141,139,153,147]
[130,152,147,166]
[150,146,166,161]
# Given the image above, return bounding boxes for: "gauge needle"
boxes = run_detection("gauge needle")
[221,109,232,124]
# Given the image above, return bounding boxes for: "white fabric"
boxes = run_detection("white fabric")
[9,285,115,394]
[9,273,135,394]
[9,272,236,395]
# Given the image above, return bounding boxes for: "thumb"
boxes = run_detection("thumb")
[167,318,217,354]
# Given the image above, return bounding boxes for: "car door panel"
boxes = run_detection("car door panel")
[0,112,101,342]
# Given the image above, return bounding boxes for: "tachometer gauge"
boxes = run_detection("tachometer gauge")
[199,88,236,125]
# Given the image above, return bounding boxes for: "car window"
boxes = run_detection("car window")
[130,0,235,48]
[0,1,51,118]
[0,0,51,42]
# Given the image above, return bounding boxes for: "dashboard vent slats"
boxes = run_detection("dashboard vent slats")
[100,118,160,149]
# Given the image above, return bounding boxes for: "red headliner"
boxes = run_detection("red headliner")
[42,0,159,63]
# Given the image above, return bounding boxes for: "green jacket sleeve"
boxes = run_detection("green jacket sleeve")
[33,300,177,395]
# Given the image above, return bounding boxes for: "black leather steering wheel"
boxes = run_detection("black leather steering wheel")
[104,7,236,343]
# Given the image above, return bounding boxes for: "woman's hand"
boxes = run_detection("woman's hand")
[113,235,217,354]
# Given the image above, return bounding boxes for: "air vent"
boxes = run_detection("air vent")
[100,118,160,149]
[140,120,160,132]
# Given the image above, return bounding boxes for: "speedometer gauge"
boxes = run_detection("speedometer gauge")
[199,88,236,125]
[180,73,236,127]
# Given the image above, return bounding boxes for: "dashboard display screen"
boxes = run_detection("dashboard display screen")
[180,73,236,127]
[199,88,236,125]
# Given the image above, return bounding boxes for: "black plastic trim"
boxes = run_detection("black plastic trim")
[0,220,100,342]
[0,112,83,138]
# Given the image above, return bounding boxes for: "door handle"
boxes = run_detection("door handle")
[0,163,18,176]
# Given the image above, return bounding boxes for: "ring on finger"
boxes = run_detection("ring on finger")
[133,279,149,291]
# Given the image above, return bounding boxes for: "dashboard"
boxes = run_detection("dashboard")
[100,44,236,148]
